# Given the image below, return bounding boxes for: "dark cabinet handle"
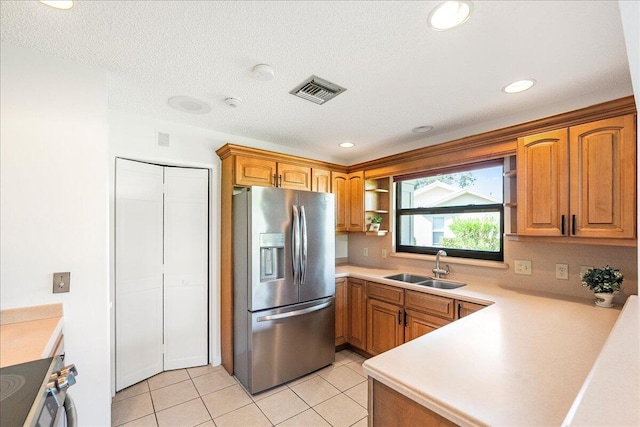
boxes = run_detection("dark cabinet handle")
[398,310,402,325]
[403,311,408,327]
[273,174,277,187]
[561,215,565,235]
[572,215,576,235]
[278,175,283,187]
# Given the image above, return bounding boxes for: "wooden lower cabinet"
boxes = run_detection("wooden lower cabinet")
[335,278,348,346]
[405,309,451,342]
[347,278,367,350]
[369,378,458,427]
[457,300,486,318]
[367,299,404,356]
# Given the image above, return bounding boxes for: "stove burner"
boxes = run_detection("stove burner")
[0,374,26,402]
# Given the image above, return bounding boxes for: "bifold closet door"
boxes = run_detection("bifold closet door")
[115,159,209,391]
[115,159,164,390]
[163,167,208,370]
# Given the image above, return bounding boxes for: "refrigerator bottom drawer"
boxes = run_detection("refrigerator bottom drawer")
[241,297,335,394]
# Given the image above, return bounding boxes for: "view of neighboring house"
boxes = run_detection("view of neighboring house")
[411,181,500,247]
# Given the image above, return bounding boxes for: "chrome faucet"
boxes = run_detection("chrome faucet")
[432,250,450,278]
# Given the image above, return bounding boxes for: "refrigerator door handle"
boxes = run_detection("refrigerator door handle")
[292,205,300,285]
[256,301,331,322]
[300,206,308,285]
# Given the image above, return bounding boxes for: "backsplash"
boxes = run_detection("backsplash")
[345,233,638,304]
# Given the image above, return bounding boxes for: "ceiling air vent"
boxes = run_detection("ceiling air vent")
[290,75,346,105]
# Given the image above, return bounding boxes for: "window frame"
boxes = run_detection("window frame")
[394,161,505,262]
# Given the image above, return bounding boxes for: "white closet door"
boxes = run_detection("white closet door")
[163,167,209,370]
[115,159,164,390]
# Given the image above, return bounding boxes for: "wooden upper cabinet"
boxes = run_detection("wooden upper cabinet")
[517,114,636,240]
[517,129,569,236]
[570,115,636,238]
[333,172,349,232]
[312,168,331,193]
[278,162,311,191]
[348,171,365,232]
[235,155,277,187]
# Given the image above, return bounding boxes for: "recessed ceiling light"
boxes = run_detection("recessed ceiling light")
[38,0,74,10]
[252,64,275,81]
[339,142,355,148]
[412,126,434,134]
[502,79,536,94]
[167,96,212,114]
[428,1,473,31]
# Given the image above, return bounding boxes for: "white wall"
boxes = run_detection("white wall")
[0,42,111,424]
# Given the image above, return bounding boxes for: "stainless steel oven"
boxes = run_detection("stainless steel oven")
[0,355,77,427]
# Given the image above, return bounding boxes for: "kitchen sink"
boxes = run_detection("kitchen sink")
[384,273,466,289]
[419,279,466,289]
[384,273,432,283]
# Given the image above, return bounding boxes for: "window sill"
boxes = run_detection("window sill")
[390,251,509,270]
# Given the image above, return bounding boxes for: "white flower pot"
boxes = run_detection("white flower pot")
[594,292,615,308]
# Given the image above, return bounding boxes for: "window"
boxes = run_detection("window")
[395,160,504,261]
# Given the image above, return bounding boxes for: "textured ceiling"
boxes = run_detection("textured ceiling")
[0,1,633,164]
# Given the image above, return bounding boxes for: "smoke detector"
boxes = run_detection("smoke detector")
[225,97,242,108]
[252,64,275,81]
[290,75,346,105]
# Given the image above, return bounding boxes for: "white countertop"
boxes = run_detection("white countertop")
[337,265,630,426]
[563,295,639,426]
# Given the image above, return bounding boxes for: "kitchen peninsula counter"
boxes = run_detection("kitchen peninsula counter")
[0,303,63,368]
[336,265,633,426]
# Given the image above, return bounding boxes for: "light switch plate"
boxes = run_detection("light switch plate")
[514,260,532,275]
[53,272,70,293]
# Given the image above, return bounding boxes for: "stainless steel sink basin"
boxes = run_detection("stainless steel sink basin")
[384,273,432,283]
[384,273,466,289]
[419,279,466,289]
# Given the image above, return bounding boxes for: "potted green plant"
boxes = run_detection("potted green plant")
[581,265,623,307]
[369,215,383,232]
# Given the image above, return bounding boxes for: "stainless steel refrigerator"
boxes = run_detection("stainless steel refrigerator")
[233,186,336,394]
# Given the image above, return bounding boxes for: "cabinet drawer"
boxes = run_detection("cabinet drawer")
[405,290,455,320]
[457,300,486,319]
[368,282,404,305]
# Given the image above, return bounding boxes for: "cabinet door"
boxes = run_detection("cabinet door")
[367,298,404,356]
[333,172,349,232]
[335,278,348,346]
[235,155,276,187]
[569,115,636,239]
[277,162,311,191]
[347,278,367,350]
[313,168,332,193]
[404,309,451,342]
[348,171,365,232]
[456,301,486,319]
[517,129,569,236]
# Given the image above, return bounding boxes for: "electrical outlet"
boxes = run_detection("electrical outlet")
[53,272,70,293]
[514,260,532,275]
[556,264,569,280]
[580,265,593,277]
[381,248,387,258]
[363,247,368,257]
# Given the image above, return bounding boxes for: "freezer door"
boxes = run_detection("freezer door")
[248,187,298,311]
[298,191,335,302]
[243,297,335,394]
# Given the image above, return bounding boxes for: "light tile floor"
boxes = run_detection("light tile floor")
[112,350,369,427]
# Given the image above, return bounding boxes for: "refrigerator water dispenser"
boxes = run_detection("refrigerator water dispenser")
[259,233,285,281]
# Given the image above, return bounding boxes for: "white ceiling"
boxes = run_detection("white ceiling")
[0,1,633,165]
